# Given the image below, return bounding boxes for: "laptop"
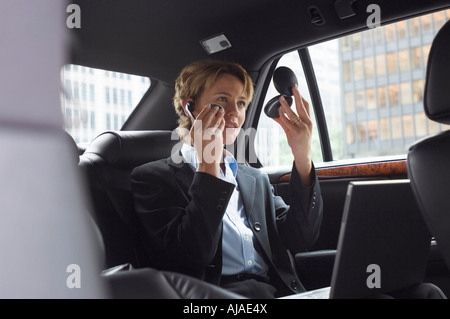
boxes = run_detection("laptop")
[286,179,431,299]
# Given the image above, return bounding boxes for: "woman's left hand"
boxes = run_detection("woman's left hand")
[273,85,313,186]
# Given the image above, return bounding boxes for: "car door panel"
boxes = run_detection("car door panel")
[265,160,450,293]
[272,161,406,250]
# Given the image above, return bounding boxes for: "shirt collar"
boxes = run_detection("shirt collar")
[180,143,238,180]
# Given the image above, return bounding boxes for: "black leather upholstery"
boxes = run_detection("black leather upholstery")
[83,130,181,168]
[79,130,181,269]
[424,20,450,124]
[103,268,246,299]
[408,20,450,271]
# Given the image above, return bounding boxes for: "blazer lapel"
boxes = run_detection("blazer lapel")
[236,166,256,219]
[237,166,273,260]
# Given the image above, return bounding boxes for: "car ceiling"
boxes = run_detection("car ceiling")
[70,0,450,86]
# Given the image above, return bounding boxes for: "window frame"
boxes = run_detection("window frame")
[249,9,450,170]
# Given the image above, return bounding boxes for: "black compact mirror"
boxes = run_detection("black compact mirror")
[263,67,298,118]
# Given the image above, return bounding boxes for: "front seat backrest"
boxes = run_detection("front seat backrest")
[79,130,180,269]
[407,20,450,270]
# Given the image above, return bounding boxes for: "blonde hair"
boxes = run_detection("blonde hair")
[173,60,254,142]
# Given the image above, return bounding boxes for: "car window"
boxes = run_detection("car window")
[60,65,151,144]
[255,51,323,168]
[255,9,450,167]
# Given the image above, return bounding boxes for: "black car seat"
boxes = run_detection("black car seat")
[72,130,245,298]
[103,267,245,299]
[407,21,450,271]
[79,130,181,269]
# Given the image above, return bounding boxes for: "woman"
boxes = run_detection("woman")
[131,60,323,298]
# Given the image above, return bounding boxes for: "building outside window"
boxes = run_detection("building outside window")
[61,66,151,144]
[340,10,450,158]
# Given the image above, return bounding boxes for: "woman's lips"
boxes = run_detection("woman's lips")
[225,122,238,129]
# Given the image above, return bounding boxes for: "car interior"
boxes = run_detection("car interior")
[2,0,450,299]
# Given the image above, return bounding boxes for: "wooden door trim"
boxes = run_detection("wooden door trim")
[278,160,407,182]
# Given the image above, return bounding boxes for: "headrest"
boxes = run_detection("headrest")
[64,131,80,166]
[84,130,181,168]
[424,20,450,124]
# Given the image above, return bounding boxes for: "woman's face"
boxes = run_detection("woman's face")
[193,73,248,145]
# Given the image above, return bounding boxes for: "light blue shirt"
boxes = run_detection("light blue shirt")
[180,143,269,276]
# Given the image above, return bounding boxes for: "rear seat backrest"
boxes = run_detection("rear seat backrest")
[79,130,180,269]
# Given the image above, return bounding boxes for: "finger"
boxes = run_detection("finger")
[293,85,310,115]
[217,117,225,132]
[272,110,285,129]
[274,107,297,134]
[204,118,225,143]
[292,86,311,125]
[278,106,299,129]
[195,104,223,128]
[212,106,225,127]
[279,95,299,122]
[190,105,215,143]
[195,104,214,121]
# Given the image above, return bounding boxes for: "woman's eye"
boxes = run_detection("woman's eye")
[238,101,247,108]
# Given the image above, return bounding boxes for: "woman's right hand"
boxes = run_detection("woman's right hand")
[190,104,225,178]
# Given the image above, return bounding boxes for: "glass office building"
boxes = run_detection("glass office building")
[61,65,150,144]
[340,10,450,158]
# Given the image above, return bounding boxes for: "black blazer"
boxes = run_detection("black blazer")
[131,155,323,296]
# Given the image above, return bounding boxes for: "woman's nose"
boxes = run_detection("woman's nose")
[223,102,239,115]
